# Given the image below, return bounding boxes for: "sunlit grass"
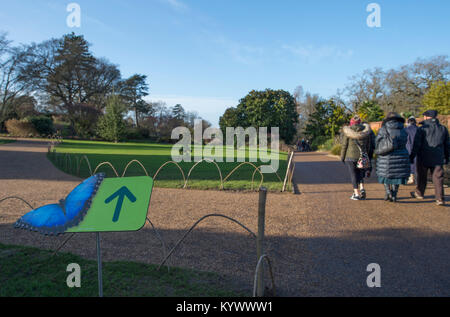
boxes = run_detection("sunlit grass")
[48,139,288,191]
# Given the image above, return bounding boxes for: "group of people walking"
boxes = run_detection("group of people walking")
[297,138,311,152]
[340,110,449,206]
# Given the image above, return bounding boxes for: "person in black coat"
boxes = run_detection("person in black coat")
[409,110,449,206]
[375,112,410,202]
[405,117,419,184]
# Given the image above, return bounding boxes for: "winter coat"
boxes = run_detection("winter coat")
[405,124,418,154]
[375,116,410,179]
[340,123,373,162]
[411,118,450,167]
[406,123,419,173]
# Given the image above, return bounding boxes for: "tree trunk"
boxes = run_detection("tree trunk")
[135,106,139,128]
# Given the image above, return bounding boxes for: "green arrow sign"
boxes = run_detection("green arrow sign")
[67,176,153,233]
[105,186,137,223]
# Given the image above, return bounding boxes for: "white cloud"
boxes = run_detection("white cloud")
[161,0,188,12]
[145,95,238,127]
[214,36,265,65]
[282,44,354,64]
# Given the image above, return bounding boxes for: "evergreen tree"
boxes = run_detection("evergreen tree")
[97,95,126,142]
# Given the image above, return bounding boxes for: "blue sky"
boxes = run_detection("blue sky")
[1,0,449,126]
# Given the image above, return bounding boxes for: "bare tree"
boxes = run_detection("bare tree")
[0,36,34,129]
[345,56,450,116]
[293,85,320,136]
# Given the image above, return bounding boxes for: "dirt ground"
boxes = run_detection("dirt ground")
[0,140,449,296]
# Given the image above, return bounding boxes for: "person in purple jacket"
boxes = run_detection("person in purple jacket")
[405,116,419,184]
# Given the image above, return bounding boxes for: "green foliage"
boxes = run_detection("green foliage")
[309,136,329,151]
[305,99,351,145]
[422,81,450,115]
[69,103,102,139]
[29,115,54,136]
[124,127,151,140]
[219,89,298,144]
[97,95,127,142]
[357,101,385,122]
[119,74,149,127]
[317,138,335,151]
[219,107,241,133]
[330,143,342,156]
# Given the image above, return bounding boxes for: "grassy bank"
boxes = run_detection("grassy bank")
[48,140,288,191]
[0,243,244,297]
[0,138,16,145]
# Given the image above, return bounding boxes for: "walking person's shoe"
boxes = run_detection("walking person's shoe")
[350,194,361,201]
[391,185,399,203]
[436,200,445,206]
[384,185,392,202]
[407,174,415,185]
[360,189,366,200]
[391,191,397,203]
[410,191,424,200]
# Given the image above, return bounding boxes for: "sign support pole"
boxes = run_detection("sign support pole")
[256,187,267,297]
[96,232,103,297]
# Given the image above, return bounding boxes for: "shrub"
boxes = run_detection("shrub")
[330,144,342,156]
[310,135,329,151]
[5,119,38,137]
[124,127,144,140]
[68,103,102,139]
[318,138,335,151]
[29,116,54,136]
[97,95,127,143]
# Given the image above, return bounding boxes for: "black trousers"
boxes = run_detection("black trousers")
[416,163,445,201]
[346,161,365,189]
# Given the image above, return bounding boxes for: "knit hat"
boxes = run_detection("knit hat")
[350,115,361,126]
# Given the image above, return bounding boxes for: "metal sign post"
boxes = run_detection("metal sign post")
[256,187,267,297]
[14,175,154,298]
[96,232,103,297]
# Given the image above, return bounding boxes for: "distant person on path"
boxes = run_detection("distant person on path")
[405,116,419,185]
[409,110,449,206]
[340,115,373,200]
[301,139,306,152]
[375,112,410,203]
[297,139,302,151]
[305,140,311,152]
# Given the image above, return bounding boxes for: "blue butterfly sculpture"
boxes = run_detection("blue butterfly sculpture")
[14,174,105,235]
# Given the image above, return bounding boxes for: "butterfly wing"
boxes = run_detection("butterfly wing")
[64,173,104,221]
[14,173,105,235]
[14,204,66,235]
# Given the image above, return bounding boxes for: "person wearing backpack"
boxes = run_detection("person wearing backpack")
[375,112,410,202]
[405,116,419,185]
[409,110,449,206]
[340,115,373,200]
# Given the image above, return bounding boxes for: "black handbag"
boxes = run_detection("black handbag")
[375,128,394,156]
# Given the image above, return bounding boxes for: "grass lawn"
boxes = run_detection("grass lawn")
[0,138,16,145]
[0,243,244,297]
[48,140,289,191]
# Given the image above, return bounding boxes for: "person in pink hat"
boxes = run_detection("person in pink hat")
[341,115,374,200]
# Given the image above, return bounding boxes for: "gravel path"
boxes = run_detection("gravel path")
[0,141,449,296]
